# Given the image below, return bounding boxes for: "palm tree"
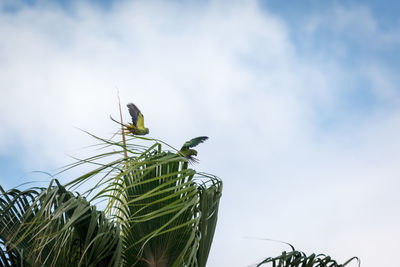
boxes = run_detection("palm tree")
[0,133,223,267]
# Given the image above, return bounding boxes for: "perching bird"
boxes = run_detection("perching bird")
[126,103,149,135]
[178,136,208,163]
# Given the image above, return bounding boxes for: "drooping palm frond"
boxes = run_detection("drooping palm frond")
[0,186,35,267]
[196,174,223,267]
[0,180,121,267]
[256,244,360,267]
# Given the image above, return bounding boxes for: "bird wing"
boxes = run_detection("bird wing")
[127,103,140,127]
[137,112,145,129]
[181,136,209,149]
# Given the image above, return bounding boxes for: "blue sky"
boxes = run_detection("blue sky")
[1,1,400,266]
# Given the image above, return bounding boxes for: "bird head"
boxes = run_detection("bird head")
[188,149,197,156]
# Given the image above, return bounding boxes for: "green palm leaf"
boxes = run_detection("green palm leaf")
[256,244,360,267]
[0,180,121,267]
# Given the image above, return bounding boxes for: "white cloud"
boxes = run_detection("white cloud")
[0,1,400,266]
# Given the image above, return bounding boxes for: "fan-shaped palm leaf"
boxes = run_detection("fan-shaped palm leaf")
[0,180,121,267]
[62,134,223,267]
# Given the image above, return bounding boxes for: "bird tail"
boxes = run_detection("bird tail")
[110,115,135,131]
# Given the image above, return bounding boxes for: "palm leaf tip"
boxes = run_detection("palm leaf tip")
[181,136,209,149]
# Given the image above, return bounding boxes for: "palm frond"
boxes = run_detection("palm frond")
[196,174,223,267]
[0,181,121,267]
[256,245,360,267]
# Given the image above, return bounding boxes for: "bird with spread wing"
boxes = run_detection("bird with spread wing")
[126,103,149,135]
[178,136,208,163]
[110,102,149,136]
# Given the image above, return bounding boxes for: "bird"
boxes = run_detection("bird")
[126,103,149,135]
[178,136,208,163]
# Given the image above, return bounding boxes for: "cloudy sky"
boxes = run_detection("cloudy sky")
[1,0,400,266]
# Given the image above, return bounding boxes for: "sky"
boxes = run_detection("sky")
[1,0,400,266]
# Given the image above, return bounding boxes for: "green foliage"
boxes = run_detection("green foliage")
[0,133,223,267]
[0,180,121,267]
[0,130,358,267]
[257,244,360,267]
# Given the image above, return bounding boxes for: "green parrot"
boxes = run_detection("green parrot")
[178,136,208,163]
[126,103,149,135]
